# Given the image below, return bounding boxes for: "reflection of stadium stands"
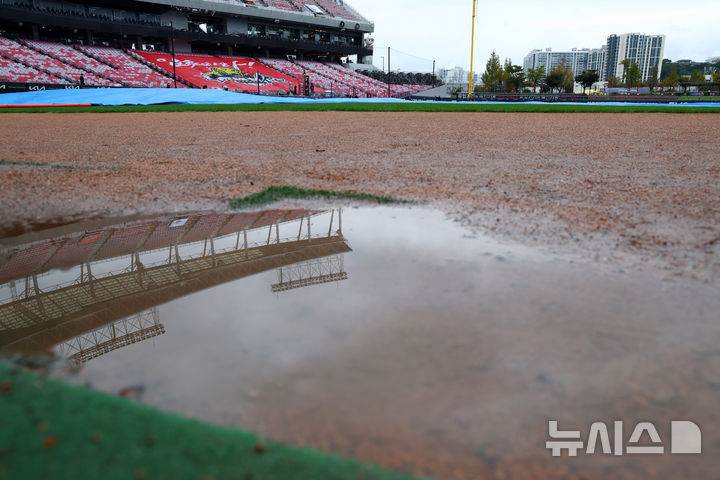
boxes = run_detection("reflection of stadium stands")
[272,254,347,292]
[58,309,164,367]
[0,209,320,283]
[0,209,350,365]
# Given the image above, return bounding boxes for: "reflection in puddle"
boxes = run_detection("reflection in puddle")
[0,209,348,366]
[1,207,719,480]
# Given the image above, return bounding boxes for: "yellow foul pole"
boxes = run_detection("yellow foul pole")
[468,0,477,99]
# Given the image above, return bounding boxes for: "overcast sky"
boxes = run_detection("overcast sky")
[351,0,720,72]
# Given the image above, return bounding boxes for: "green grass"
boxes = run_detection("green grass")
[0,159,121,172]
[677,96,720,101]
[1,103,720,114]
[0,364,428,480]
[229,186,410,209]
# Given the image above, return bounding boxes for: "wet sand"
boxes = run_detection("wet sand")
[0,111,718,280]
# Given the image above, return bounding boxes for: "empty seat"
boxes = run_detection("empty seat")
[0,37,114,86]
[76,46,179,87]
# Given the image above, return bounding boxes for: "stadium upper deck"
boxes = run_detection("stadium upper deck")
[0,0,374,63]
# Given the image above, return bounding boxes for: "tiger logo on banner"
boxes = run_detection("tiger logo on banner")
[201,67,287,87]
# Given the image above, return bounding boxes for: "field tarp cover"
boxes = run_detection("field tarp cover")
[2,88,720,108]
[0,88,407,106]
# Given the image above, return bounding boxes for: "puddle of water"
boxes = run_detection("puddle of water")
[0,206,718,480]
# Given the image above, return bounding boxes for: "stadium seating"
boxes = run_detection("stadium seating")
[389,83,433,96]
[293,0,361,20]
[76,46,178,88]
[321,62,392,96]
[260,58,345,94]
[262,0,299,12]
[23,40,127,86]
[0,37,113,86]
[298,60,388,96]
[136,52,303,93]
[0,56,66,84]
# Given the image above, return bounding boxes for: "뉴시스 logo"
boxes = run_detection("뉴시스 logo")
[546,420,702,457]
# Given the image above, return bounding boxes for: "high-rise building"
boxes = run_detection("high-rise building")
[523,33,665,84]
[604,33,665,82]
[523,48,590,77]
[588,46,606,78]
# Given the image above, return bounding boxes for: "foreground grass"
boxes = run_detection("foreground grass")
[0,364,427,480]
[1,103,720,114]
[229,186,410,209]
[0,159,121,172]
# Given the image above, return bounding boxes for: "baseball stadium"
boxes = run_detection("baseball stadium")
[0,1,719,480]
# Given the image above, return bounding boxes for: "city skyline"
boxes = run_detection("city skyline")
[522,33,666,83]
[354,0,719,73]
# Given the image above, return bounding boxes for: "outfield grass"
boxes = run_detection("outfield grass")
[0,364,428,480]
[228,186,410,209]
[677,96,720,101]
[1,102,720,114]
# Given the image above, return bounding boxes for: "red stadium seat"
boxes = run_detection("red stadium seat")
[0,37,116,86]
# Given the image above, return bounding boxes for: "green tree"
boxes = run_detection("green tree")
[662,65,680,91]
[503,58,513,83]
[690,70,706,82]
[481,51,503,91]
[555,63,575,92]
[576,70,599,93]
[545,68,565,93]
[505,64,525,92]
[527,66,545,93]
[606,76,622,88]
[620,59,631,83]
[626,62,642,88]
[647,66,659,92]
[712,72,720,83]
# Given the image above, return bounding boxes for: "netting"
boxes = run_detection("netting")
[384,48,435,74]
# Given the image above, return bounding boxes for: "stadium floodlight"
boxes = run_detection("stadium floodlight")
[468,0,477,99]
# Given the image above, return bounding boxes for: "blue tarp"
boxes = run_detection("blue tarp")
[0,88,408,106]
[0,88,718,107]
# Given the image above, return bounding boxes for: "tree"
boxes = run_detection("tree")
[545,68,565,93]
[620,59,631,83]
[626,62,641,88]
[505,64,525,92]
[662,65,680,91]
[690,70,706,82]
[713,72,720,83]
[481,51,503,91]
[527,66,545,93]
[606,76,622,88]
[576,70,599,94]
[647,66,659,92]
[555,63,574,92]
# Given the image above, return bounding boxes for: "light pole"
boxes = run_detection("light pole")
[468,0,477,99]
[387,46,391,98]
[381,55,385,73]
[170,21,177,88]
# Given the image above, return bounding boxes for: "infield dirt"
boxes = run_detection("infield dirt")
[0,111,718,280]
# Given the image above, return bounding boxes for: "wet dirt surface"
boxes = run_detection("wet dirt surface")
[1,207,718,480]
[0,112,718,281]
